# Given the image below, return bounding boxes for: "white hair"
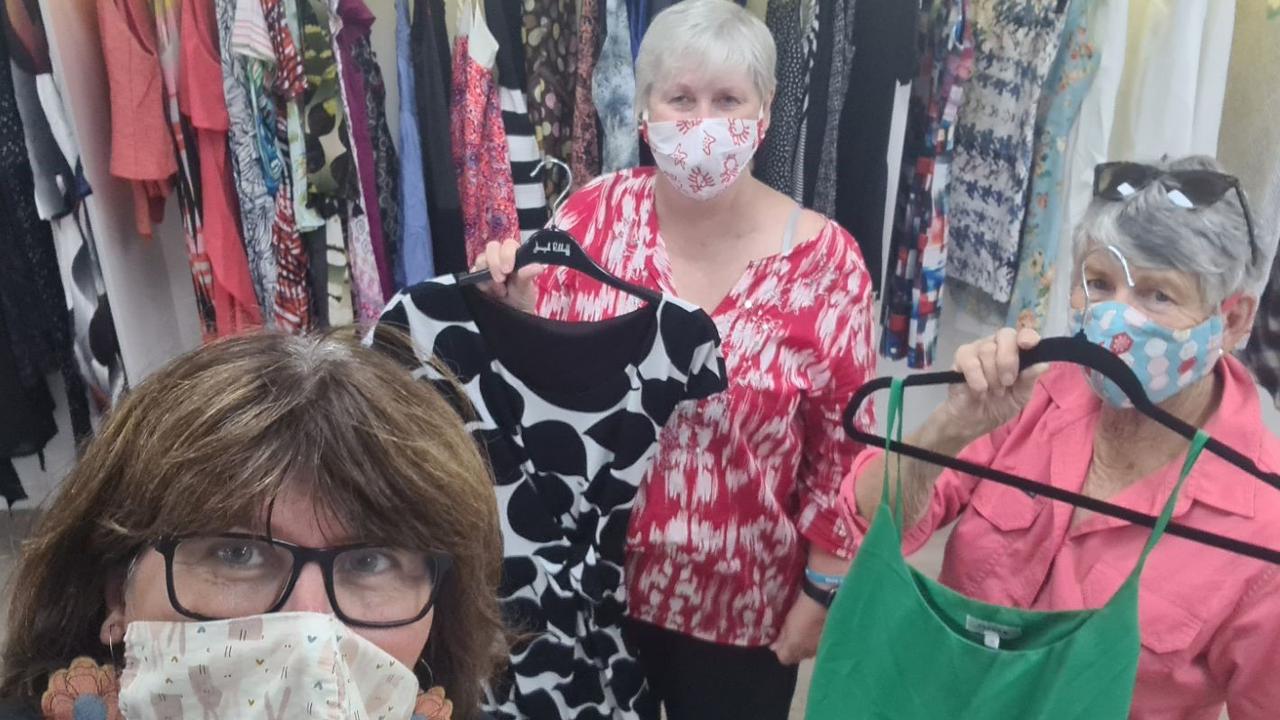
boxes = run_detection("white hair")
[1071,155,1261,308]
[633,0,777,119]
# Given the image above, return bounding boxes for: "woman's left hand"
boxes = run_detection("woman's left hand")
[770,592,828,666]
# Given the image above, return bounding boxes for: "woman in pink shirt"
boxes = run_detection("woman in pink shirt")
[844,157,1280,719]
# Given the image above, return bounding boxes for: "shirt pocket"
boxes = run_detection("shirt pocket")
[1082,561,1204,659]
[953,485,1048,604]
[969,482,1045,533]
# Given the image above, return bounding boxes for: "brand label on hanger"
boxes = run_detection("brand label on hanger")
[965,616,1023,650]
[531,240,572,258]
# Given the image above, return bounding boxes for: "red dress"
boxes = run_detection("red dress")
[450,5,518,262]
[536,168,877,646]
[97,0,174,239]
[179,0,262,335]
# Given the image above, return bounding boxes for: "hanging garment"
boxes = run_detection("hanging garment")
[832,0,919,293]
[1045,0,1129,338]
[537,169,875,648]
[946,0,1069,306]
[298,0,356,207]
[799,0,833,209]
[376,275,725,720]
[1108,0,1235,162]
[349,14,403,295]
[326,0,387,322]
[1006,0,1100,332]
[412,0,467,274]
[806,383,1209,720]
[216,0,278,323]
[259,0,313,333]
[232,0,285,194]
[811,0,855,218]
[282,0,325,234]
[0,1,90,447]
[880,0,976,369]
[625,0,644,59]
[593,0,638,173]
[28,75,126,409]
[487,0,549,240]
[298,0,355,322]
[152,0,220,340]
[395,0,434,285]
[838,360,1280,717]
[9,0,126,411]
[179,0,261,336]
[97,0,175,241]
[570,0,603,189]
[754,0,803,195]
[522,0,576,197]
[789,6,820,205]
[335,0,393,306]
[0,308,52,506]
[1218,0,1280,297]
[451,6,520,262]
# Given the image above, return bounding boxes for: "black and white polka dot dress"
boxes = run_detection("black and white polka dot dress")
[376,276,726,720]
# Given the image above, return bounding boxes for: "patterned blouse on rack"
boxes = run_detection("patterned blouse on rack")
[536,168,876,646]
[879,0,975,368]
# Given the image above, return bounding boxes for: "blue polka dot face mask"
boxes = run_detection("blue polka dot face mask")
[1070,301,1224,407]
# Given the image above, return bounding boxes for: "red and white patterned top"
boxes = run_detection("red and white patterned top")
[536,168,877,646]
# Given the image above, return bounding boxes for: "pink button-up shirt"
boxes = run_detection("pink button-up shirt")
[840,357,1280,719]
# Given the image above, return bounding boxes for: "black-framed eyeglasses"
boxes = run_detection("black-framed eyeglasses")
[1093,161,1259,261]
[153,533,453,629]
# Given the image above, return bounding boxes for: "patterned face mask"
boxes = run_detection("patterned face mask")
[118,612,421,719]
[644,114,762,201]
[1070,300,1224,407]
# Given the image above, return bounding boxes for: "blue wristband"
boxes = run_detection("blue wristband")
[805,567,844,588]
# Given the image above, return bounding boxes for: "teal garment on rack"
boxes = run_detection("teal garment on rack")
[1006,0,1101,331]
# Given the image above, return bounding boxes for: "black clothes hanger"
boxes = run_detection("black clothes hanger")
[843,335,1280,565]
[454,156,664,306]
[455,227,663,305]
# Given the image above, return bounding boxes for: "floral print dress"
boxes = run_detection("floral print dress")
[1006,0,1100,331]
[451,3,519,261]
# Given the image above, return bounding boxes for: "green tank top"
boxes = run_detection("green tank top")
[807,378,1209,719]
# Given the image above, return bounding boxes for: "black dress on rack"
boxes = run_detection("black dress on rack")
[0,0,89,505]
[412,0,467,274]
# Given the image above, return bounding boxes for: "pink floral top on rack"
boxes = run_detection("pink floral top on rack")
[535,168,877,645]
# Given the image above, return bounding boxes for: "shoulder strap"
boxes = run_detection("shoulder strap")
[780,204,803,255]
[1137,429,1211,565]
[881,378,907,527]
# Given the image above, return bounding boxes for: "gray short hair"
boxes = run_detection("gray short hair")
[1072,155,1260,308]
[634,0,777,119]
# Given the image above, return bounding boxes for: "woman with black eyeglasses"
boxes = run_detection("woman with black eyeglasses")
[840,156,1280,718]
[0,330,503,720]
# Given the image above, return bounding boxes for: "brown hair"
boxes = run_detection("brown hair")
[0,329,504,716]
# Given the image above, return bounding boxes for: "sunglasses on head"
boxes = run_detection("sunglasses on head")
[1092,161,1258,257]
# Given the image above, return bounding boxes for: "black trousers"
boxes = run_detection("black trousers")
[624,619,799,720]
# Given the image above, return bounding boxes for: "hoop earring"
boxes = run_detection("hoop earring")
[417,658,435,688]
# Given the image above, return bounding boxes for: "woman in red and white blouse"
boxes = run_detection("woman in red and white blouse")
[477,2,876,716]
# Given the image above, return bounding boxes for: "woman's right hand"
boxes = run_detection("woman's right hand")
[474,240,543,313]
[944,327,1048,437]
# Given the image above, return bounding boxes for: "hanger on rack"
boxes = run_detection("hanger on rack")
[455,157,663,305]
[842,334,1280,565]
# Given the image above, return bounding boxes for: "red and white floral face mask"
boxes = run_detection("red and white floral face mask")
[644,114,763,201]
